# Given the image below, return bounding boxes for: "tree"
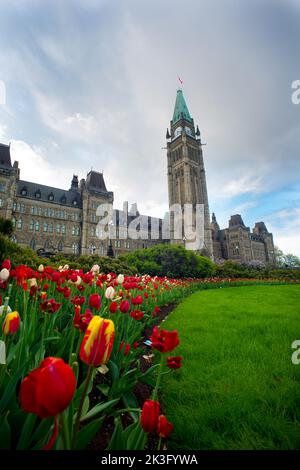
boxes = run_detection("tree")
[0,217,14,237]
[274,246,300,268]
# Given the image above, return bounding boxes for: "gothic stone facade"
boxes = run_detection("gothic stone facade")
[211,213,275,265]
[0,143,166,257]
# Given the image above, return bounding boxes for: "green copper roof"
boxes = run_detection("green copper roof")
[172,89,192,124]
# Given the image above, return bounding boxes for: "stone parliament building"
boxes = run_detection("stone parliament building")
[0,90,275,265]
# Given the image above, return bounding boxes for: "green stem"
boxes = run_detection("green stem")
[72,365,93,449]
[61,411,71,450]
[68,327,76,365]
[158,436,162,450]
[152,354,165,401]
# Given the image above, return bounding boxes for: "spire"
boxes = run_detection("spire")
[212,212,217,223]
[172,89,192,124]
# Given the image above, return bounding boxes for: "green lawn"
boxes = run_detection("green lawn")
[161,285,300,450]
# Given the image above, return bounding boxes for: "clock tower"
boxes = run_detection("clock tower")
[166,89,213,258]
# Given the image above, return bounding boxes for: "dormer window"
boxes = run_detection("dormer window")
[35,190,41,199]
[21,187,27,196]
[73,200,78,206]
[48,193,54,201]
[60,195,66,204]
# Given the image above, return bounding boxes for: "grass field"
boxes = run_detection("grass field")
[161,285,300,450]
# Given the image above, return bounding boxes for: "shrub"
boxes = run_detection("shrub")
[120,244,215,278]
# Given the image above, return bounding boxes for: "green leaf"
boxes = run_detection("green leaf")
[82,396,89,418]
[80,398,119,423]
[127,421,146,450]
[0,412,11,449]
[106,417,125,450]
[17,413,37,449]
[0,361,29,414]
[97,383,110,397]
[76,416,104,450]
[122,391,139,421]
[108,360,119,382]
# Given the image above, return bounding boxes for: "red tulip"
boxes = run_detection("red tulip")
[20,357,76,418]
[2,311,20,335]
[80,316,115,366]
[109,301,118,313]
[130,310,144,320]
[120,300,130,313]
[89,293,101,310]
[166,356,182,369]
[141,399,160,433]
[73,306,93,332]
[150,326,179,353]
[40,298,61,314]
[157,414,174,438]
[1,259,11,270]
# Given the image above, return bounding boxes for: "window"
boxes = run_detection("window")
[12,217,16,228]
[13,202,17,211]
[20,204,25,213]
[17,219,23,230]
[0,198,3,208]
[91,214,97,223]
[35,191,41,199]
[72,242,79,255]
[73,200,78,206]
[35,221,40,231]
[61,225,66,234]
[91,227,96,237]
[72,226,80,236]
[49,208,53,217]
[56,224,61,234]
[43,222,48,232]
[21,187,27,196]
[58,240,63,251]
[48,193,54,201]
[30,238,36,250]
[0,182,6,192]
[29,220,34,231]
[49,223,53,233]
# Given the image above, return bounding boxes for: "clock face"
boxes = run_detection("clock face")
[174,126,182,137]
[185,126,192,136]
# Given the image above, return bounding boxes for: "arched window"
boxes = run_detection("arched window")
[29,219,34,231]
[72,242,79,255]
[35,220,40,231]
[11,235,17,243]
[17,219,23,230]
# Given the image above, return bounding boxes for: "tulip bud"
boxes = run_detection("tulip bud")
[0,268,10,282]
[0,305,12,316]
[29,278,37,287]
[141,399,160,433]
[38,264,44,272]
[80,316,115,367]
[105,286,115,300]
[2,311,20,335]
[88,293,101,310]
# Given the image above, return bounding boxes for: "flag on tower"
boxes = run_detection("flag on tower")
[178,76,183,86]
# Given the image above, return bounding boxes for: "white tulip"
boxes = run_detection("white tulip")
[63,264,69,271]
[29,278,37,287]
[105,286,115,300]
[91,264,100,274]
[38,264,44,272]
[117,274,124,284]
[0,268,10,282]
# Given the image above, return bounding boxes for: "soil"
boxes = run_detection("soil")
[87,301,178,450]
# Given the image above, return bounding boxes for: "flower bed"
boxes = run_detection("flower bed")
[0,261,298,450]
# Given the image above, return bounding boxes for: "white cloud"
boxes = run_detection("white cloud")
[10,139,70,189]
[216,174,264,198]
[0,123,7,141]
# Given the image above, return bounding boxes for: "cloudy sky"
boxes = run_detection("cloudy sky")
[0,0,300,255]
